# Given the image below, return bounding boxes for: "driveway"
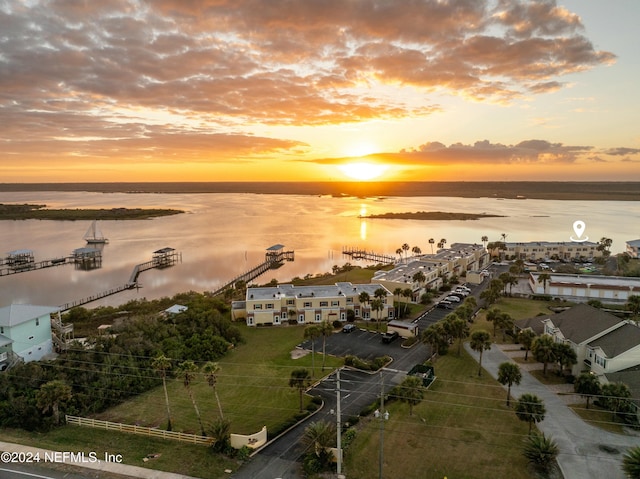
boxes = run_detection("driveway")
[464,343,639,479]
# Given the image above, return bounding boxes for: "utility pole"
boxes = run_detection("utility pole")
[374,372,389,479]
[336,368,343,478]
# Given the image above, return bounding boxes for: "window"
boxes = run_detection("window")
[274,316,280,324]
[331,301,340,307]
[319,301,328,307]
[0,327,3,334]
[247,317,254,325]
[28,336,34,340]
[253,304,262,310]
[36,317,40,326]
[315,314,321,322]
[340,313,345,320]
[266,303,274,309]
[299,314,305,323]
[287,299,294,305]
[303,302,311,308]
[595,355,607,368]
[346,297,353,304]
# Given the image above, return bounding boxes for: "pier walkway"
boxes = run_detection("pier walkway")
[209,244,294,297]
[58,248,181,311]
[342,246,396,264]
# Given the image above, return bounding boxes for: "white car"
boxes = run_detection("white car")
[444,295,461,302]
[453,288,469,296]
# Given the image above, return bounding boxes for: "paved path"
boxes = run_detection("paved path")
[464,343,639,479]
[0,441,201,479]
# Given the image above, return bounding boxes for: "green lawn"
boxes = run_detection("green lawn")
[94,324,343,435]
[344,349,533,479]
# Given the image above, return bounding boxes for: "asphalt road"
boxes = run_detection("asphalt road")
[231,271,504,479]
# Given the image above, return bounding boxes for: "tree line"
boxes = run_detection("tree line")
[0,293,241,432]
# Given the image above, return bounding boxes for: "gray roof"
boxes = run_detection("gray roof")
[626,239,640,247]
[605,365,640,405]
[0,304,59,328]
[588,323,640,358]
[545,303,623,344]
[246,282,390,301]
[0,334,14,347]
[514,314,550,335]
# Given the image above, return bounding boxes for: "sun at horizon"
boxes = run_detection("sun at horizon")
[338,161,388,181]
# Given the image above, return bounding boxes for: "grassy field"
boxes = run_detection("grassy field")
[93,324,343,435]
[344,349,533,479]
[0,426,237,479]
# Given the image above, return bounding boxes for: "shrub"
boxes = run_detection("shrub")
[522,433,558,474]
[332,319,342,329]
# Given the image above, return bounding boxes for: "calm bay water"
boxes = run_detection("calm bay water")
[0,191,638,308]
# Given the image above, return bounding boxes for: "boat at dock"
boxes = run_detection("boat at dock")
[84,220,108,244]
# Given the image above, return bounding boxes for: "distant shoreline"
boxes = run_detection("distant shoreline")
[1,181,639,201]
[365,211,506,220]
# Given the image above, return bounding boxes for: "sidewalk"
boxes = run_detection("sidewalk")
[464,343,639,479]
[0,441,203,479]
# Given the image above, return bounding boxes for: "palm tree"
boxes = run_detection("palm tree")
[517,329,536,361]
[428,238,435,254]
[537,272,551,293]
[304,324,321,377]
[497,312,514,342]
[444,314,469,356]
[627,294,640,319]
[553,342,577,376]
[532,335,556,376]
[573,372,601,409]
[439,238,447,249]
[412,270,426,290]
[319,321,334,370]
[396,376,424,416]
[601,382,632,422]
[358,291,370,319]
[395,247,403,262]
[302,421,336,466]
[421,322,447,358]
[35,380,72,425]
[497,362,522,406]
[623,446,640,478]
[515,393,546,434]
[411,245,422,257]
[202,361,224,419]
[371,298,384,331]
[470,330,492,376]
[393,287,403,318]
[209,418,231,453]
[402,287,413,316]
[289,368,312,412]
[481,235,489,249]
[152,354,173,431]
[597,237,613,256]
[178,360,205,436]
[486,307,502,338]
[401,243,410,263]
[523,433,559,474]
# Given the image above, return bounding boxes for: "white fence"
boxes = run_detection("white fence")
[65,415,213,446]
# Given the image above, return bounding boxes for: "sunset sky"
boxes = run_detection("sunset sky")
[1,0,639,182]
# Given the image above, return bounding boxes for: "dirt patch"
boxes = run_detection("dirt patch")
[291,348,310,359]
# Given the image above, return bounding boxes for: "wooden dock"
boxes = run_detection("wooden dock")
[209,244,294,297]
[342,246,396,264]
[58,248,181,311]
[0,255,72,276]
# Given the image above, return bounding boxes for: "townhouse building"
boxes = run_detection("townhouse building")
[232,282,393,327]
[529,272,640,303]
[499,241,602,261]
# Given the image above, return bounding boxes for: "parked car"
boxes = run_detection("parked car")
[437,300,454,309]
[452,289,469,296]
[342,323,357,333]
[444,295,461,302]
[381,331,399,343]
[458,285,471,292]
[449,292,467,300]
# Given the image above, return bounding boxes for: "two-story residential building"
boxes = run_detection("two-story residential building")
[232,282,393,327]
[0,304,58,369]
[538,303,640,377]
[529,272,640,303]
[371,243,490,294]
[498,241,602,261]
[626,239,640,259]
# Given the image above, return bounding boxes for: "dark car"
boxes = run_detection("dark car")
[437,300,454,309]
[381,331,399,343]
[342,323,357,333]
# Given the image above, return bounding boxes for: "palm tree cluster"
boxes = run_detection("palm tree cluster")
[530,335,577,377]
[485,308,514,341]
[152,355,225,435]
[395,243,424,263]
